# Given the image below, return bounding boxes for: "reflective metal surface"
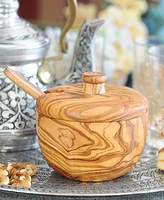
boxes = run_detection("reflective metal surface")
[56,19,104,86]
[0,0,49,64]
[0,0,50,151]
[37,0,77,84]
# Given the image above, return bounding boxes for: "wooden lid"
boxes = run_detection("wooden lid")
[37,72,149,122]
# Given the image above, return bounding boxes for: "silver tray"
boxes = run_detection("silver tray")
[0,146,163,197]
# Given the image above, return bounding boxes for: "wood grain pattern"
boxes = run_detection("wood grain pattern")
[36,112,148,181]
[36,79,148,181]
[4,68,44,100]
[82,72,107,94]
[39,83,148,122]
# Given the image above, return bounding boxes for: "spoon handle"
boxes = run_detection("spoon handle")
[4,67,44,100]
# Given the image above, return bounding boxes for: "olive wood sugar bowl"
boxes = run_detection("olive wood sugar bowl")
[4,69,149,182]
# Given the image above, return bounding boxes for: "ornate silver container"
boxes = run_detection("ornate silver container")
[0,0,49,151]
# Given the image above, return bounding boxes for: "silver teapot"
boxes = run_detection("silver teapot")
[0,0,49,151]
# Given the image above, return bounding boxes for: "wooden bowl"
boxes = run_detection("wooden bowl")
[36,72,149,182]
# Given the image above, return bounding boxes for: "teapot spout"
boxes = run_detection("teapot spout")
[56,19,104,85]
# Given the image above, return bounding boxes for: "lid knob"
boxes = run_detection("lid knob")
[82,72,107,95]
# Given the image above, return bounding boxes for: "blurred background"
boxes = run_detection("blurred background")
[18,0,163,35]
[18,0,103,28]
[17,0,164,87]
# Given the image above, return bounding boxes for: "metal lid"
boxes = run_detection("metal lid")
[36,72,149,122]
[0,0,49,65]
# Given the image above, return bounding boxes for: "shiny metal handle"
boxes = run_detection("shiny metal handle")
[37,0,77,85]
[60,0,77,53]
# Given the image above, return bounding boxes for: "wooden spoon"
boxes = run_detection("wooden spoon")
[4,68,44,100]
